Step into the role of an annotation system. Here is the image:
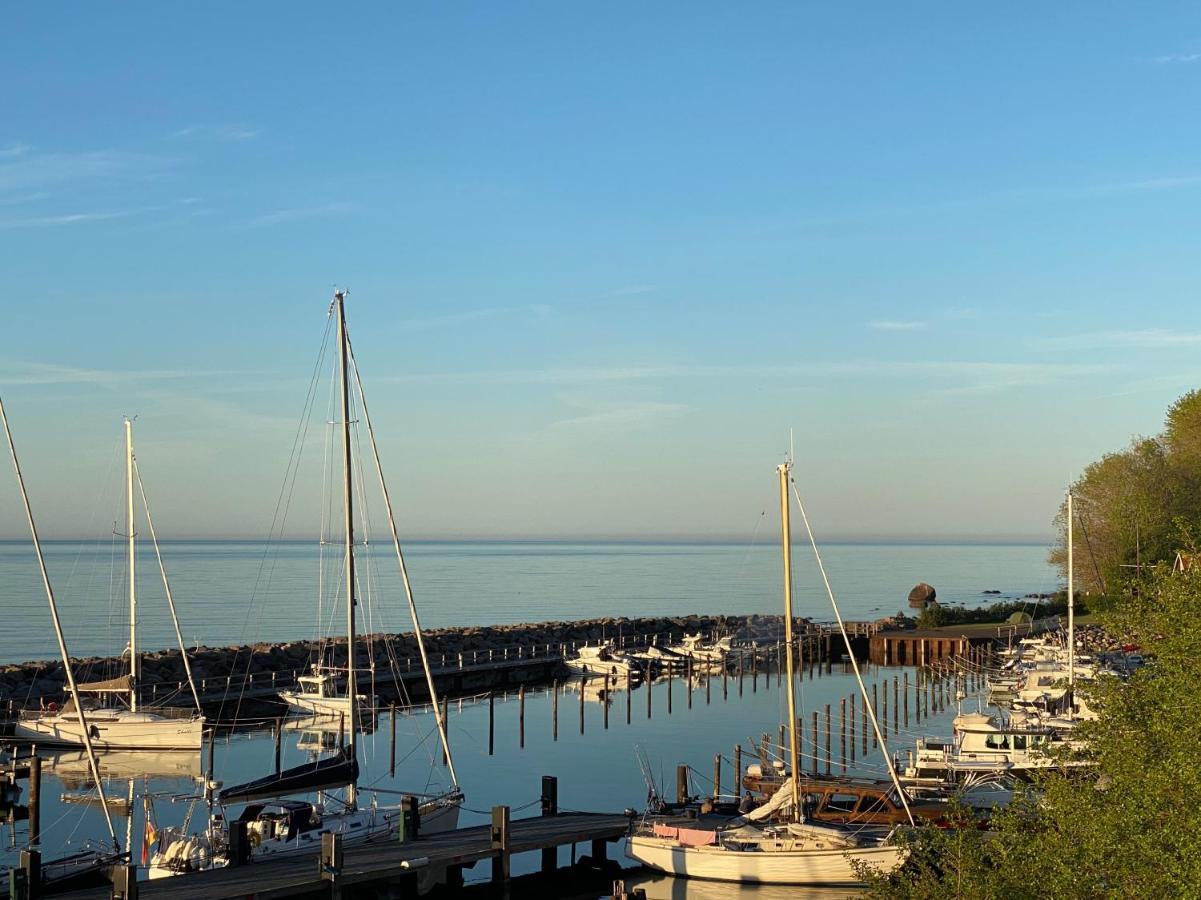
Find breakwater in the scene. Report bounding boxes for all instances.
[1,614,873,712]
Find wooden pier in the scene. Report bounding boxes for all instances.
[867,614,1061,666]
[52,810,631,899]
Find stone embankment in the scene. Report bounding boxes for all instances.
[0,614,808,705]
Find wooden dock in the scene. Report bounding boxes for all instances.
[52,811,630,899]
[868,615,1062,666]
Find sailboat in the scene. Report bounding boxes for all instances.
[12,418,204,751]
[626,460,908,885]
[149,290,463,877]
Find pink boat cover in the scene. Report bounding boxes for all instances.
[652,823,717,847]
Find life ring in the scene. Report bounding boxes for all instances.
[46,702,58,713]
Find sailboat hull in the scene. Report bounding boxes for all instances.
[625,835,906,886]
[13,710,204,751]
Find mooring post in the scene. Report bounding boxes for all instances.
[904,672,910,726]
[676,764,689,804]
[850,692,856,763]
[540,776,558,874]
[713,753,722,801]
[647,671,652,719]
[398,795,420,843]
[207,730,216,779]
[491,805,511,885]
[110,863,137,900]
[882,684,888,739]
[519,684,526,748]
[28,755,41,849]
[893,677,899,732]
[734,745,742,796]
[228,820,250,867]
[16,849,40,900]
[390,703,398,775]
[687,657,693,709]
[811,711,821,773]
[706,666,711,705]
[552,679,560,740]
[488,692,495,756]
[603,676,610,729]
[872,683,879,747]
[840,697,847,773]
[825,704,832,776]
[751,650,758,693]
[274,718,282,774]
[723,654,728,699]
[778,722,786,755]
[320,831,343,891]
[626,669,632,724]
[579,676,586,734]
[668,662,674,714]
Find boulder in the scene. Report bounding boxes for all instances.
[908,582,937,608]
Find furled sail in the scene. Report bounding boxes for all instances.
[217,749,358,804]
[76,675,133,693]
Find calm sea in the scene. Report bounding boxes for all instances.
[0,540,1058,664]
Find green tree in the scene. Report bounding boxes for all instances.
[861,568,1201,897]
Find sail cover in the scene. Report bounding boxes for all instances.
[76,675,133,693]
[218,750,358,804]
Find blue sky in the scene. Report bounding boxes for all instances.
[2,3,1200,540]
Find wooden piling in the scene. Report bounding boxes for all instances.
[893,677,899,732]
[540,776,558,874]
[840,697,847,773]
[713,754,722,801]
[28,755,40,849]
[904,672,910,727]
[579,676,586,734]
[518,684,526,748]
[668,664,674,714]
[850,693,856,763]
[882,684,888,739]
[676,764,690,804]
[872,683,879,748]
[734,745,742,796]
[811,710,819,775]
[824,704,831,776]
[553,680,559,741]
[490,805,511,885]
[626,669,632,724]
[274,717,282,774]
[738,652,744,697]
[488,693,495,756]
[390,703,398,774]
[603,677,610,729]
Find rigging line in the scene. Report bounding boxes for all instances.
[345,330,459,787]
[132,458,201,712]
[229,312,335,715]
[789,477,914,827]
[1074,511,1107,595]
[0,395,120,852]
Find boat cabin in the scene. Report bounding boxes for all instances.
[296,674,339,698]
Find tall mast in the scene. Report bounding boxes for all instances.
[777,461,802,819]
[126,418,139,712]
[1067,489,1074,701]
[1,396,120,851]
[335,291,358,808]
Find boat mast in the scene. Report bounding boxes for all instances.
[777,461,802,819]
[0,396,120,851]
[1067,488,1074,707]
[126,417,139,712]
[335,290,359,808]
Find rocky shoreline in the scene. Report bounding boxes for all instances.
[0,614,818,705]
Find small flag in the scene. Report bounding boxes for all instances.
[142,799,158,865]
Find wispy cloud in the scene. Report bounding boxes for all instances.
[0,143,31,159]
[240,202,352,228]
[376,360,1111,393]
[0,149,175,195]
[0,209,153,230]
[171,125,260,141]
[1037,329,1201,351]
[1151,52,1201,64]
[868,320,926,331]
[549,401,689,430]
[0,360,256,388]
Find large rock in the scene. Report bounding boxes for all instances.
[908,582,937,608]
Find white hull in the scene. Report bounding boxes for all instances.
[626,834,905,886]
[13,711,204,751]
[279,691,375,717]
[150,794,461,880]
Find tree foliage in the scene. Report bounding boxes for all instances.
[1050,389,1201,593]
[861,568,1201,897]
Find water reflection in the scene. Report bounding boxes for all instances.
[623,869,856,899]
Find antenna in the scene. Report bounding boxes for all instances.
[789,428,795,465]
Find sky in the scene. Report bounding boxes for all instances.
[1,3,1200,542]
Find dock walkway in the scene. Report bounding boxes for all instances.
[56,812,631,899]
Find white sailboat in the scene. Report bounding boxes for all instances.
[13,418,204,751]
[150,290,463,878]
[627,460,908,885]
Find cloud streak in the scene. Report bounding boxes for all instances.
[1152,52,1201,64]
[0,360,260,388]
[239,202,353,228]
[868,320,925,331]
[0,209,154,229]
[0,149,175,195]
[1037,329,1201,351]
[374,359,1112,393]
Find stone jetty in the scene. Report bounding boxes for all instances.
[0,614,811,707]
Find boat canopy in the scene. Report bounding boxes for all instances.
[218,749,358,805]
